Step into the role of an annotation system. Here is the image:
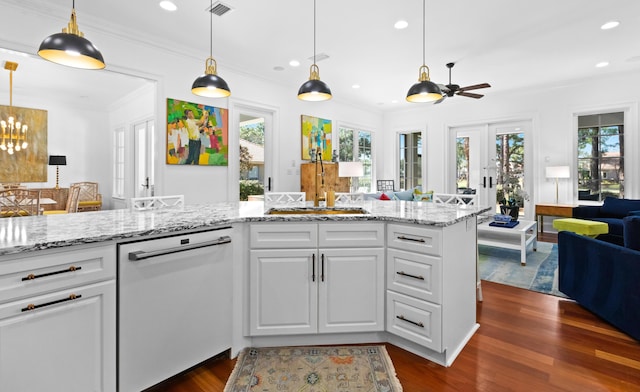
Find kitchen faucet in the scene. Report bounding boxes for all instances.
[314,149,326,207]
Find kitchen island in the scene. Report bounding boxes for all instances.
[0,200,489,391]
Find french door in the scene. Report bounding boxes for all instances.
[451,121,531,218]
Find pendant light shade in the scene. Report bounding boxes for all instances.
[406,0,442,103]
[298,0,332,101]
[192,58,231,98]
[192,0,231,98]
[298,64,332,101]
[38,1,105,70]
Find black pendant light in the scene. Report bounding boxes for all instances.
[38,0,105,70]
[406,0,442,103]
[298,0,332,101]
[192,0,231,98]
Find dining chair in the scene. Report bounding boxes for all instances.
[0,189,41,217]
[71,181,102,211]
[43,185,81,215]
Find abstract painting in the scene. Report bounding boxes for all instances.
[0,105,48,182]
[166,98,228,166]
[301,114,332,161]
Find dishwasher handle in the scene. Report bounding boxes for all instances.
[128,236,232,261]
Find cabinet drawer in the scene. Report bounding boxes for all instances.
[0,245,116,304]
[386,290,442,352]
[387,224,441,256]
[319,223,384,248]
[387,248,441,304]
[250,223,318,249]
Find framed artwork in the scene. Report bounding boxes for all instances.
[0,105,48,182]
[166,98,228,166]
[301,114,332,161]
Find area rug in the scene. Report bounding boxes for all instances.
[224,345,403,392]
[478,241,567,297]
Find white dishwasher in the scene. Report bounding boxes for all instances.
[118,227,232,392]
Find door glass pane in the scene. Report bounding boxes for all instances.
[398,131,421,190]
[239,117,265,201]
[495,132,525,216]
[456,137,469,191]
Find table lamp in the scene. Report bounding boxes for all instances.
[338,161,364,193]
[545,165,570,204]
[48,155,67,189]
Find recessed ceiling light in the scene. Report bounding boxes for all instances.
[391,100,399,104]
[394,20,408,30]
[601,21,620,30]
[596,61,609,68]
[352,84,360,89]
[159,1,177,11]
[289,60,300,67]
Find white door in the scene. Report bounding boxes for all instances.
[249,249,317,335]
[234,104,274,200]
[0,281,116,392]
[451,121,531,217]
[318,248,385,333]
[134,119,155,198]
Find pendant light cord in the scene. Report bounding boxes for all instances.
[422,0,426,66]
[210,0,213,57]
[313,0,317,65]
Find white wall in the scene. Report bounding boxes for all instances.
[383,70,639,207]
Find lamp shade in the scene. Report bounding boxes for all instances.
[338,161,364,177]
[191,73,231,98]
[406,79,443,103]
[48,155,67,166]
[545,166,570,179]
[38,33,105,70]
[298,78,332,101]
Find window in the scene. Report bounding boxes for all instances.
[398,131,422,190]
[113,127,125,198]
[577,112,624,201]
[338,127,373,192]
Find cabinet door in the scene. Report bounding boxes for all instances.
[0,280,116,392]
[318,248,385,333]
[249,249,317,335]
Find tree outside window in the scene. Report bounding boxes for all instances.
[338,127,373,192]
[577,112,624,201]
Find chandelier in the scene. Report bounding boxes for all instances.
[1,61,28,155]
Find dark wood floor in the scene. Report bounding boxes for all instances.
[147,233,640,392]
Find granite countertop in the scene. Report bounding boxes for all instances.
[0,200,490,256]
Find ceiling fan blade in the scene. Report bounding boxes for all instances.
[458,83,491,92]
[457,91,484,99]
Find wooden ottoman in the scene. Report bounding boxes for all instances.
[553,218,609,238]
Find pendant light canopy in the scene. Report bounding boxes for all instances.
[406,0,442,103]
[192,0,231,98]
[38,0,105,70]
[298,0,332,101]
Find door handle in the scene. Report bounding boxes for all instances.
[483,176,487,188]
[312,253,316,282]
[267,177,272,192]
[321,254,325,282]
[489,176,493,188]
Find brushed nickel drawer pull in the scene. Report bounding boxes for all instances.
[21,294,82,312]
[21,265,82,281]
[396,314,424,328]
[397,271,425,280]
[397,235,426,243]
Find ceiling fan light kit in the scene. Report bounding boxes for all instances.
[298,0,332,101]
[192,0,231,98]
[38,0,105,70]
[406,0,443,103]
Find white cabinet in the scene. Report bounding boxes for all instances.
[385,220,478,366]
[249,222,384,336]
[0,245,116,392]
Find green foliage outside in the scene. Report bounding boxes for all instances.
[239,180,264,201]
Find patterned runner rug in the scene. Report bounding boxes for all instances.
[478,241,567,297]
[224,345,403,392]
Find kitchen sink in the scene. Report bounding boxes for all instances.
[265,207,369,215]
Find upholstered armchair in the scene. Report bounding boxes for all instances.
[71,182,102,212]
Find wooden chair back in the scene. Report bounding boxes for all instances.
[0,189,41,217]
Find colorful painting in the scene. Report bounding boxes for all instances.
[166,98,228,166]
[0,105,48,182]
[301,114,332,161]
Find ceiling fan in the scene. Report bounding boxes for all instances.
[439,62,491,100]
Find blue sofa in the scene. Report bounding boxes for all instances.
[558,216,640,341]
[572,197,640,245]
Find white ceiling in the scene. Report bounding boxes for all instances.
[2,0,640,110]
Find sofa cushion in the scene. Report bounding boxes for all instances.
[623,216,640,251]
[393,189,414,201]
[600,197,640,218]
[628,210,640,216]
[413,189,434,202]
[379,192,391,200]
[589,217,624,237]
